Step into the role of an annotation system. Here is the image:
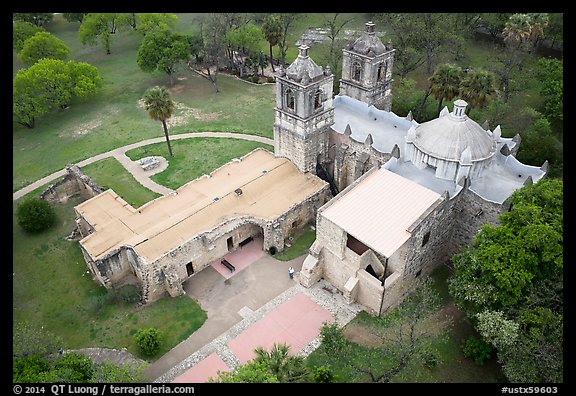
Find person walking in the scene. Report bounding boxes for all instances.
[288,266,295,279]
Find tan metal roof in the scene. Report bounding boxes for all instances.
[77,149,328,262]
[322,167,442,257]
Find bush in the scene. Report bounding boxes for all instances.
[134,328,163,357]
[462,335,494,365]
[16,197,56,233]
[267,76,275,83]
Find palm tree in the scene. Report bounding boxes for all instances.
[459,68,497,113]
[428,63,464,116]
[503,13,533,50]
[253,342,309,382]
[142,86,175,157]
[262,14,283,72]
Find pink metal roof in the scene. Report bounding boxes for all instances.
[322,168,442,257]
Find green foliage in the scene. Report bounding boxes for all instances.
[13,20,44,52]
[209,360,280,383]
[85,289,116,318]
[17,31,71,66]
[134,328,163,357]
[136,29,191,82]
[13,355,52,383]
[311,365,335,383]
[449,178,563,382]
[16,197,57,233]
[134,13,178,36]
[13,353,147,383]
[253,342,310,382]
[79,13,117,54]
[53,352,94,382]
[13,58,103,128]
[462,336,494,365]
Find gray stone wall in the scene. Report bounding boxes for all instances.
[41,164,104,204]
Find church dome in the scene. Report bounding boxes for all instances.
[412,100,497,162]
[346,21,387,56]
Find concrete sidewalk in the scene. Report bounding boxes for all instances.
[13,132,274,201]
[145,252,307,381]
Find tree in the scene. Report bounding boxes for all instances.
[322,13,355,93]
[13,13,53,28]
[17,31,71,66]
[131,13,178,36]
[277,13,300,67]
[195,14,228,93]
[209,360,280,383]
[261,14,283,72]
[13,59,103,128]
[253,342,310,382]
[12,20,44,52]
[79,13,121,55]
[62,13,87,23]
[314,277,446,382]
[226,22,264,77]
[134,327,163,357]
[16,197,57,233]
[428,63,464,116]
[142,86,175,157]
[449,178,563,383]
[137,29,191,86]
[459,68,497,113]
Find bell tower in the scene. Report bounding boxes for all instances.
[339,21,395,111]
[273,45,334,174]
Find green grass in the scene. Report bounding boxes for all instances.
[13,14,276,193]
[13,195,207,360]
[81,157,162,208]
[273,227,316,261]
[125,138,274,190]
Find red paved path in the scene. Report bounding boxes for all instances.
[172,292,334,382]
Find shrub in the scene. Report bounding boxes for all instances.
[462,335,494,365]
[134,328,163,357]
[267,76,275,83]
[16,197,56,233]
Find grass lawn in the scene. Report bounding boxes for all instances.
[12,195,207,360]
[273,226,316,262]
[125,138,274,190]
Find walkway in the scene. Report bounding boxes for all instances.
[13,132,274,201]
[13,131,361,383]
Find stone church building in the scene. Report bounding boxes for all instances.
[273,22,547,315]
[74,21,547,314]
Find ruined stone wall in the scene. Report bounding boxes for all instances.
[41,164,104,204]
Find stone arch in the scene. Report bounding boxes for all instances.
[352,60,362,81]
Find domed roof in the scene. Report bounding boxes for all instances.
[284,45,324,83]
[346,21,387,56]
[412,100,497,162]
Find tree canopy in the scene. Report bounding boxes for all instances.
[136,29,191,85]
[17,31,71,66]
[13,58,103,128]
[449,178,563,382]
